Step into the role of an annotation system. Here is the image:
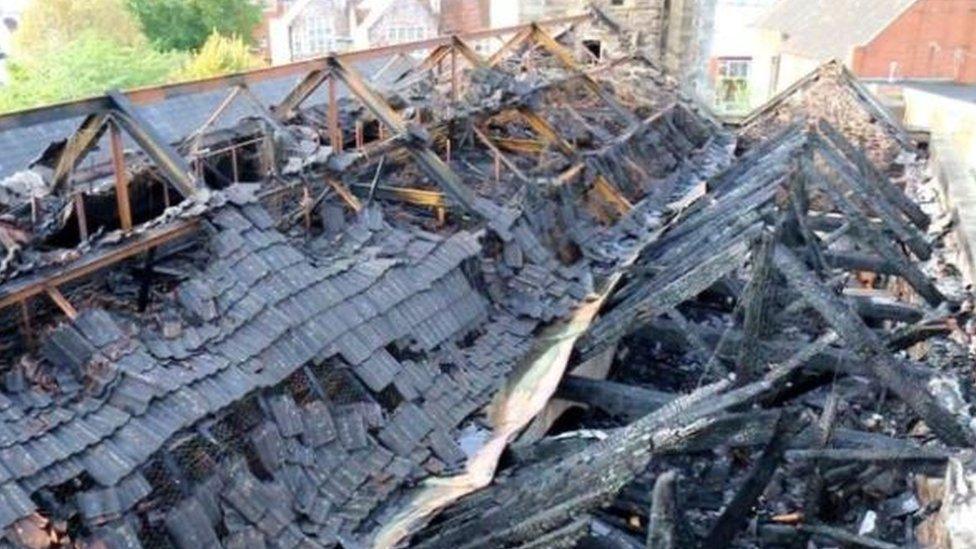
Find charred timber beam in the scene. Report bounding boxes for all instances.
[109,120,133,232]
[823,251,898,275]
[579,227,758,361]
[327,58,480,214]
[0,220,200,312]
[816,119,929,229]
[529,24,638,126]
[646,471,678,549]
[555,376,674,421]
[812,137,931,259]
[805,157,944,306]
[50,112,111,192]
[181,85,243,155]
[107,91,198,197]
[701,409,806,548]
[44,285,78,320]
[451,35,488,70]
[348,183,449,208]
[772,244,974,447]
[517,107,576,156]
[472,126,530,183]
[785,448,953,464]
[736,231,777,383]
[639,318,932,377]
[487,27,533,67]
[592,175,634,216]
[760,523,900,549]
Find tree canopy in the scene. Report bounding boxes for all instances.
[0,0,267,113]
[127,0,263,52]
[14,0,145,59]
[0,32,186,112]
[175,31,264,80]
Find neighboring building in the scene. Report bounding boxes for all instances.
[440,0,490,34]
[266,0,356,64]
[263,0,442,64]
[706,0,777,114]
[756,0,976,99]
[355,0,439,49]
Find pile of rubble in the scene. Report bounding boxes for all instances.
[0,9,973,549]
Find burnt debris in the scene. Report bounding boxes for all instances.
[0,8,972,549]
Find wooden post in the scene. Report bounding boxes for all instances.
[162,179,171,208]
[74,193,89,241]
[445,138,452,164]
[45,286,79,320]
[328,76,342,152]
[451,45,459,101]
[19,300,33,348]
[355,121,364,150]
[302,186,312,233]
[231,147,240,183]
[109,121,133,232]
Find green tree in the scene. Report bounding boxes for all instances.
[15,0,145,59]
[0,32,186,113]
[175,31,264,80]
[127,0,263,52]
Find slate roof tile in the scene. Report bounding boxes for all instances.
[165,496,221,549]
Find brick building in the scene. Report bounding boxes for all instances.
[756,0,976,98]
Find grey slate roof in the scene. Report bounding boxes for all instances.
[755,0,917,61]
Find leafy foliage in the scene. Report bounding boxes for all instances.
[176,31,265,80]
[127,0,263,52]
[14,0,145,58]
[0,33,187,113]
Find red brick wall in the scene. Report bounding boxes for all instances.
[853,0,976,83]
[439,0,490,34]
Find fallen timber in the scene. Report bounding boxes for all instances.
[0,8,972,549]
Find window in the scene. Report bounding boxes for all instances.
[714,57,752,113]
[291,15,334,59]
[386,26,426,45]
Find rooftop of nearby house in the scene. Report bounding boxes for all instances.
[755,0,917,61]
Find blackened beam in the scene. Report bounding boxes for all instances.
[107,91,198,197]
[577,226,759,362]
[815,120,929,229]
[451,35,489,69]
[701,409,806,548]
[639,318,933,379]
[275,68,330,121]
[327,57,480,213]
[0,220,200,311]
[50,112,111,191]
[555,376,674,421]
[516,107,576,156]
[488,27,533,67]
[772,244,974,447]
[646,471,679,549]
[348,183,449,208]
[812,135,931,259]
[823,250,898,275]
[395,44,453,85]
[805,157,944,306]
[529,24,639,126]
[0,15,588,132]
